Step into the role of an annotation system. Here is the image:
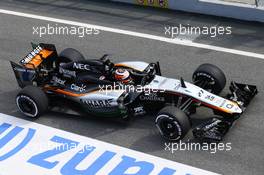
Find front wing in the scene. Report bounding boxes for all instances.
[193,82,258,142]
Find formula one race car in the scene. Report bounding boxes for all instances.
[11,43,258,142]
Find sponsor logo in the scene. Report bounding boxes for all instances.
[198,90,204,97]
[136,0,168,8]
[174,83,181,90]
[134,106,146,115]
[220,100,226,107]
[184,89,191,93]
[226,103,234,109]
[159,0,166,6]
[204,119,221,130]
[205,95,215,101]
[140,93,165,101]
[81,99,114,108]
[21,45,43,64]
[59,67,76,77]
[99,75,105,80]
[70,84,86,93]
[215,98,223,105]
[153,80,159,83]
[148,0,154,4]
[13,67,36,73]
[138,0,144,4]
[0,114,217,175]
[73,63,90,71]
[52,76,66,86]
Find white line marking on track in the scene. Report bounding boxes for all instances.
[0,9,263,60]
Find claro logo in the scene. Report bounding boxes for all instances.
[0,122,185,175]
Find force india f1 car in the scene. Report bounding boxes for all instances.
[11,43,258,142]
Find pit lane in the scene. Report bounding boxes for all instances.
[0,0,263,174]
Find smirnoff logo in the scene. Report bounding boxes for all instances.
[20,46,43,64]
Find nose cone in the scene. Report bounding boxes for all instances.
[233,105,243,114]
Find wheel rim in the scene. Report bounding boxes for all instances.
[16,95,38,117]
[194,74,216,92]
[156,115,181,140]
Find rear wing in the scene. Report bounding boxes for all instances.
[20,43,58,69]
[10,42,58,88]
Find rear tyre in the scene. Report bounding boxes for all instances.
[156,106,190,141]
[56,48,85,67]
[193,63,226,94]
[16,86,48,118]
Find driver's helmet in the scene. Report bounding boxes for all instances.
[114,68,131,84]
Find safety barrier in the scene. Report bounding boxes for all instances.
[112,0,264,22]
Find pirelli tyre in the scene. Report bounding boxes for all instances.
[56,48,85,67]
[193,63,226,95]
[16,86,48,118]
[156,106,191,141]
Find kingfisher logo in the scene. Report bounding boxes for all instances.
[0,113,218,175]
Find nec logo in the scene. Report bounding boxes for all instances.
[73,63,90,71]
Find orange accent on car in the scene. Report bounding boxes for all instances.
[198,100,236,114]
[53,89,85,97]
[114,63,129,68]
[167,92,236,114]
[47,88,100,97]
[114,64,141,71]
[24,49,54,69]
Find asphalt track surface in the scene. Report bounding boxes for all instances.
[0,0,263,174]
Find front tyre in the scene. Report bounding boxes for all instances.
[193,63,226,94]
[156,106,190,141]
[16,86,48,118]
